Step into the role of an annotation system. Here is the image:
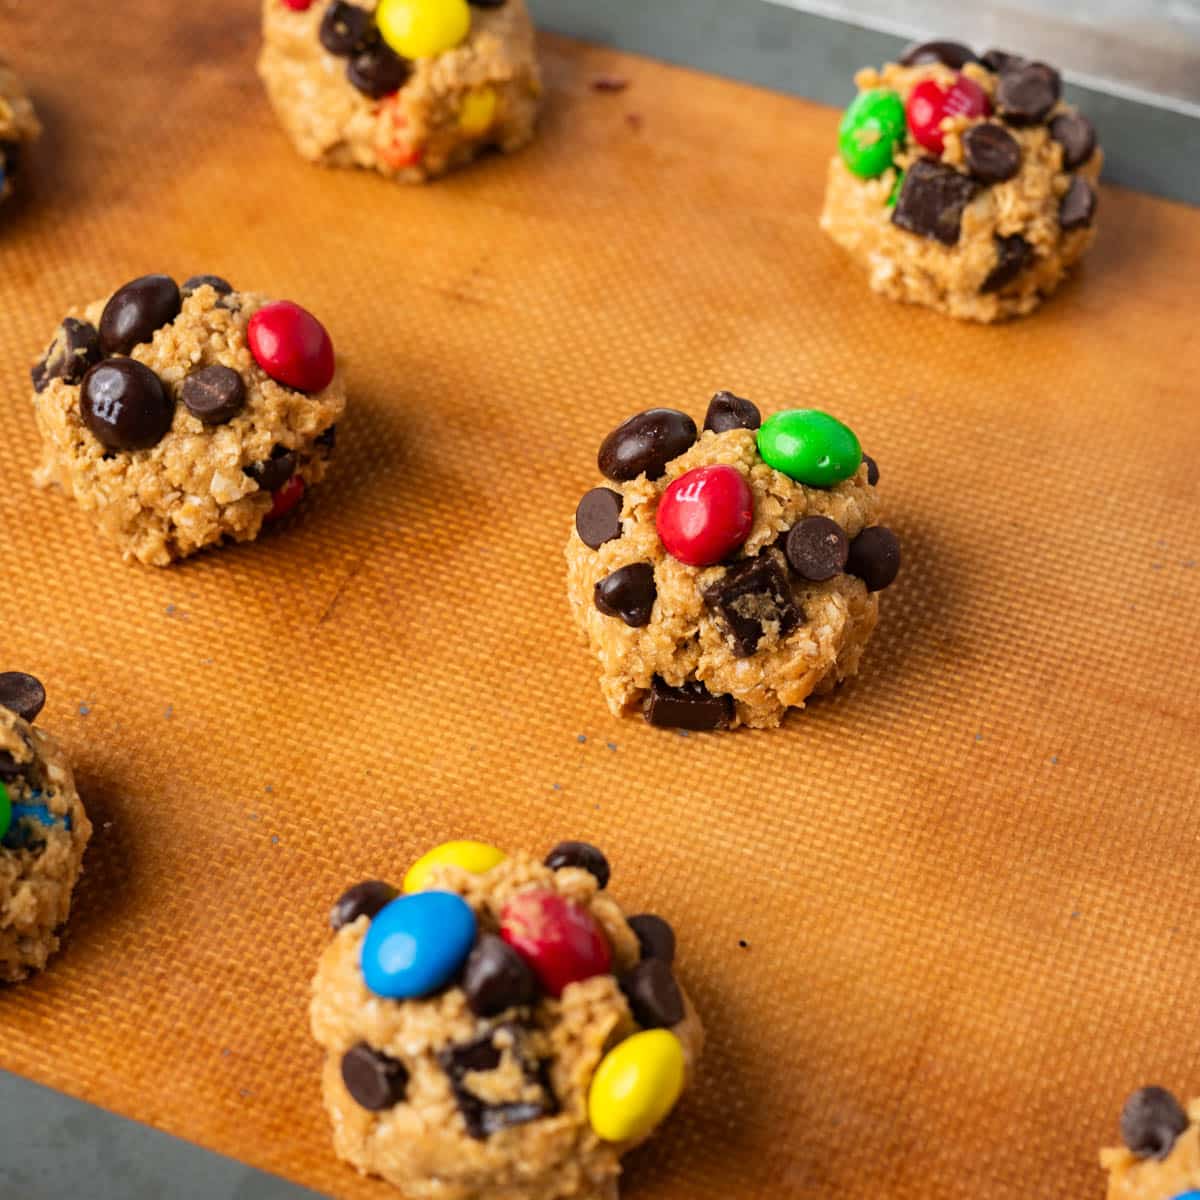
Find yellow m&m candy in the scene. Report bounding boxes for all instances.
[458,86,497,136]
[587,1030,685,1143]
[376,0,471,61]
[403,840,506,893]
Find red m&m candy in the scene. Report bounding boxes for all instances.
[267,475,306,521]
[906,75,991,154]
[280,0,313,9]
[248,301,335,393]
[500,890,612,998]
[655,464,753,567]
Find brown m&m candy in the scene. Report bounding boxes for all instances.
[99,274,182,356]
[598,409,697,482]
[81,359,175,452]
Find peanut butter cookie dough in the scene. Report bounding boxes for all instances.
[258,0,540,183]
[565,394,900,731]
[312,839,703,1200]
[820,40,1101,322]
[0,60,41,207]
[30,274,346,566]
[0,673,91,984]
[1102,1086,1200,1199]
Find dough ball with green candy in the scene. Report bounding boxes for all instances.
[0,673,92,983]
[311,838,703,1199]
[820,39,1102,322]
[565,393,901,731]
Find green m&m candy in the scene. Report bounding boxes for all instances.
[757,410,862,488]
[838,89,906,179]
[0,781,9,842]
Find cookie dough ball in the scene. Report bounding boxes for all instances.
[0,61,41,207]
[1101,1086,1200,1198]
[820,41,1101,322]
[311,839,703,1199]
[565,394,899,731]
[29,274,346,566]
[258,0,541,182]
[0,672,91,984]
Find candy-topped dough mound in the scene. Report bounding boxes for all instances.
[820,40,1102,322]
[0,673,91,984]
[1102,1086,1200,1199]
[30,274,346,566]
[0,61,41,207]
[259,0,540,183]
[311,839,703,1199]
[565,394,901,732]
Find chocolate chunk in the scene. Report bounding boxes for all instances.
[315,425,337,454]
[862,454,879,486]
[81,359,175,452]
[346,34,411,99]
[996,61,1061,126]
[544,841,610,888]
[891,159,980,246]
[846,526,901,592]
[461,934,539,1017]
[784,517,849,582]
[981,48,1022,74]
[1050,112,1097,169]
[963,123,1021,184]
[181,275,233,299]
[0,139,21,181]
[899,41,978,69]
[645,677,732,731]
[619,958,685,1029]
[981,234,1033,293]
[341,1043,409,1111]
[594,563,656,627]
[701,552,801,656]
[99,275,182,356]
[245,446,298,492]
[597,409,697,482]
[31,318,102,393]
[703,391,761,434]
[0,753,28,781]
[329,880,397,931]
[0,673,46,724]
[182,364,246,425]
[1120,1087,1188,1160]
[1059,176,1097,231]
[628,913,675,964]
[575,488,623,550]
[320,1,373,54]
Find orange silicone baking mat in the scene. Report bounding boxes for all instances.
[2,5,1199,1198]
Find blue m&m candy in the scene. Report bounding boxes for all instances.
[1170,1193,1200,1200]
[360,891,476,1000]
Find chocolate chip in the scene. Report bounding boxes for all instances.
[544,841,610,888]
[98,275,182,356]
[0,673,46,724]
[315,425,337,453]
[182,365,246,425]
[341,1043,409,1111]
[645,677,732,731]
[346,34,411,99]
[575,488,623,550]
[619,958,685,1029]
[0,140,21,181]
[461,934,539,1017]
[320,1,373,54]
[996,62,1061,126]
[594,563,656,627]
[81,359,175,452]
[963,123,1021,184]
[1120,1087,1189,1160]
[862,454,879,486]
[701,552,802,656]
[703,391,761,434]
[784,517,849,582]
[980,48,1022,73]
[846,526,901,592]
[329,880,397,932]
[899,41,978,69]
[981,234,1033,293]
[1050,112,1097,169]
[31,318,102,393]
[597,409,698,482]
[0,753,28,781]
[892,159,980,246]
[628,913,675,964]
[245,446,298,492]
[181,275,233,299]
[1060,176,1097,231]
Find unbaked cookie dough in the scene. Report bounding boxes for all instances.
[258,0,540,182]
[565,394,900,731]
[30,273,346,566]
[820,40,1101,321]
[311,839,703,1199]
[1101,1086,1200,1199]
[0,60,41,207]
[0,672,91,984]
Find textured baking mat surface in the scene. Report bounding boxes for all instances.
[2,5,1199,1198]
